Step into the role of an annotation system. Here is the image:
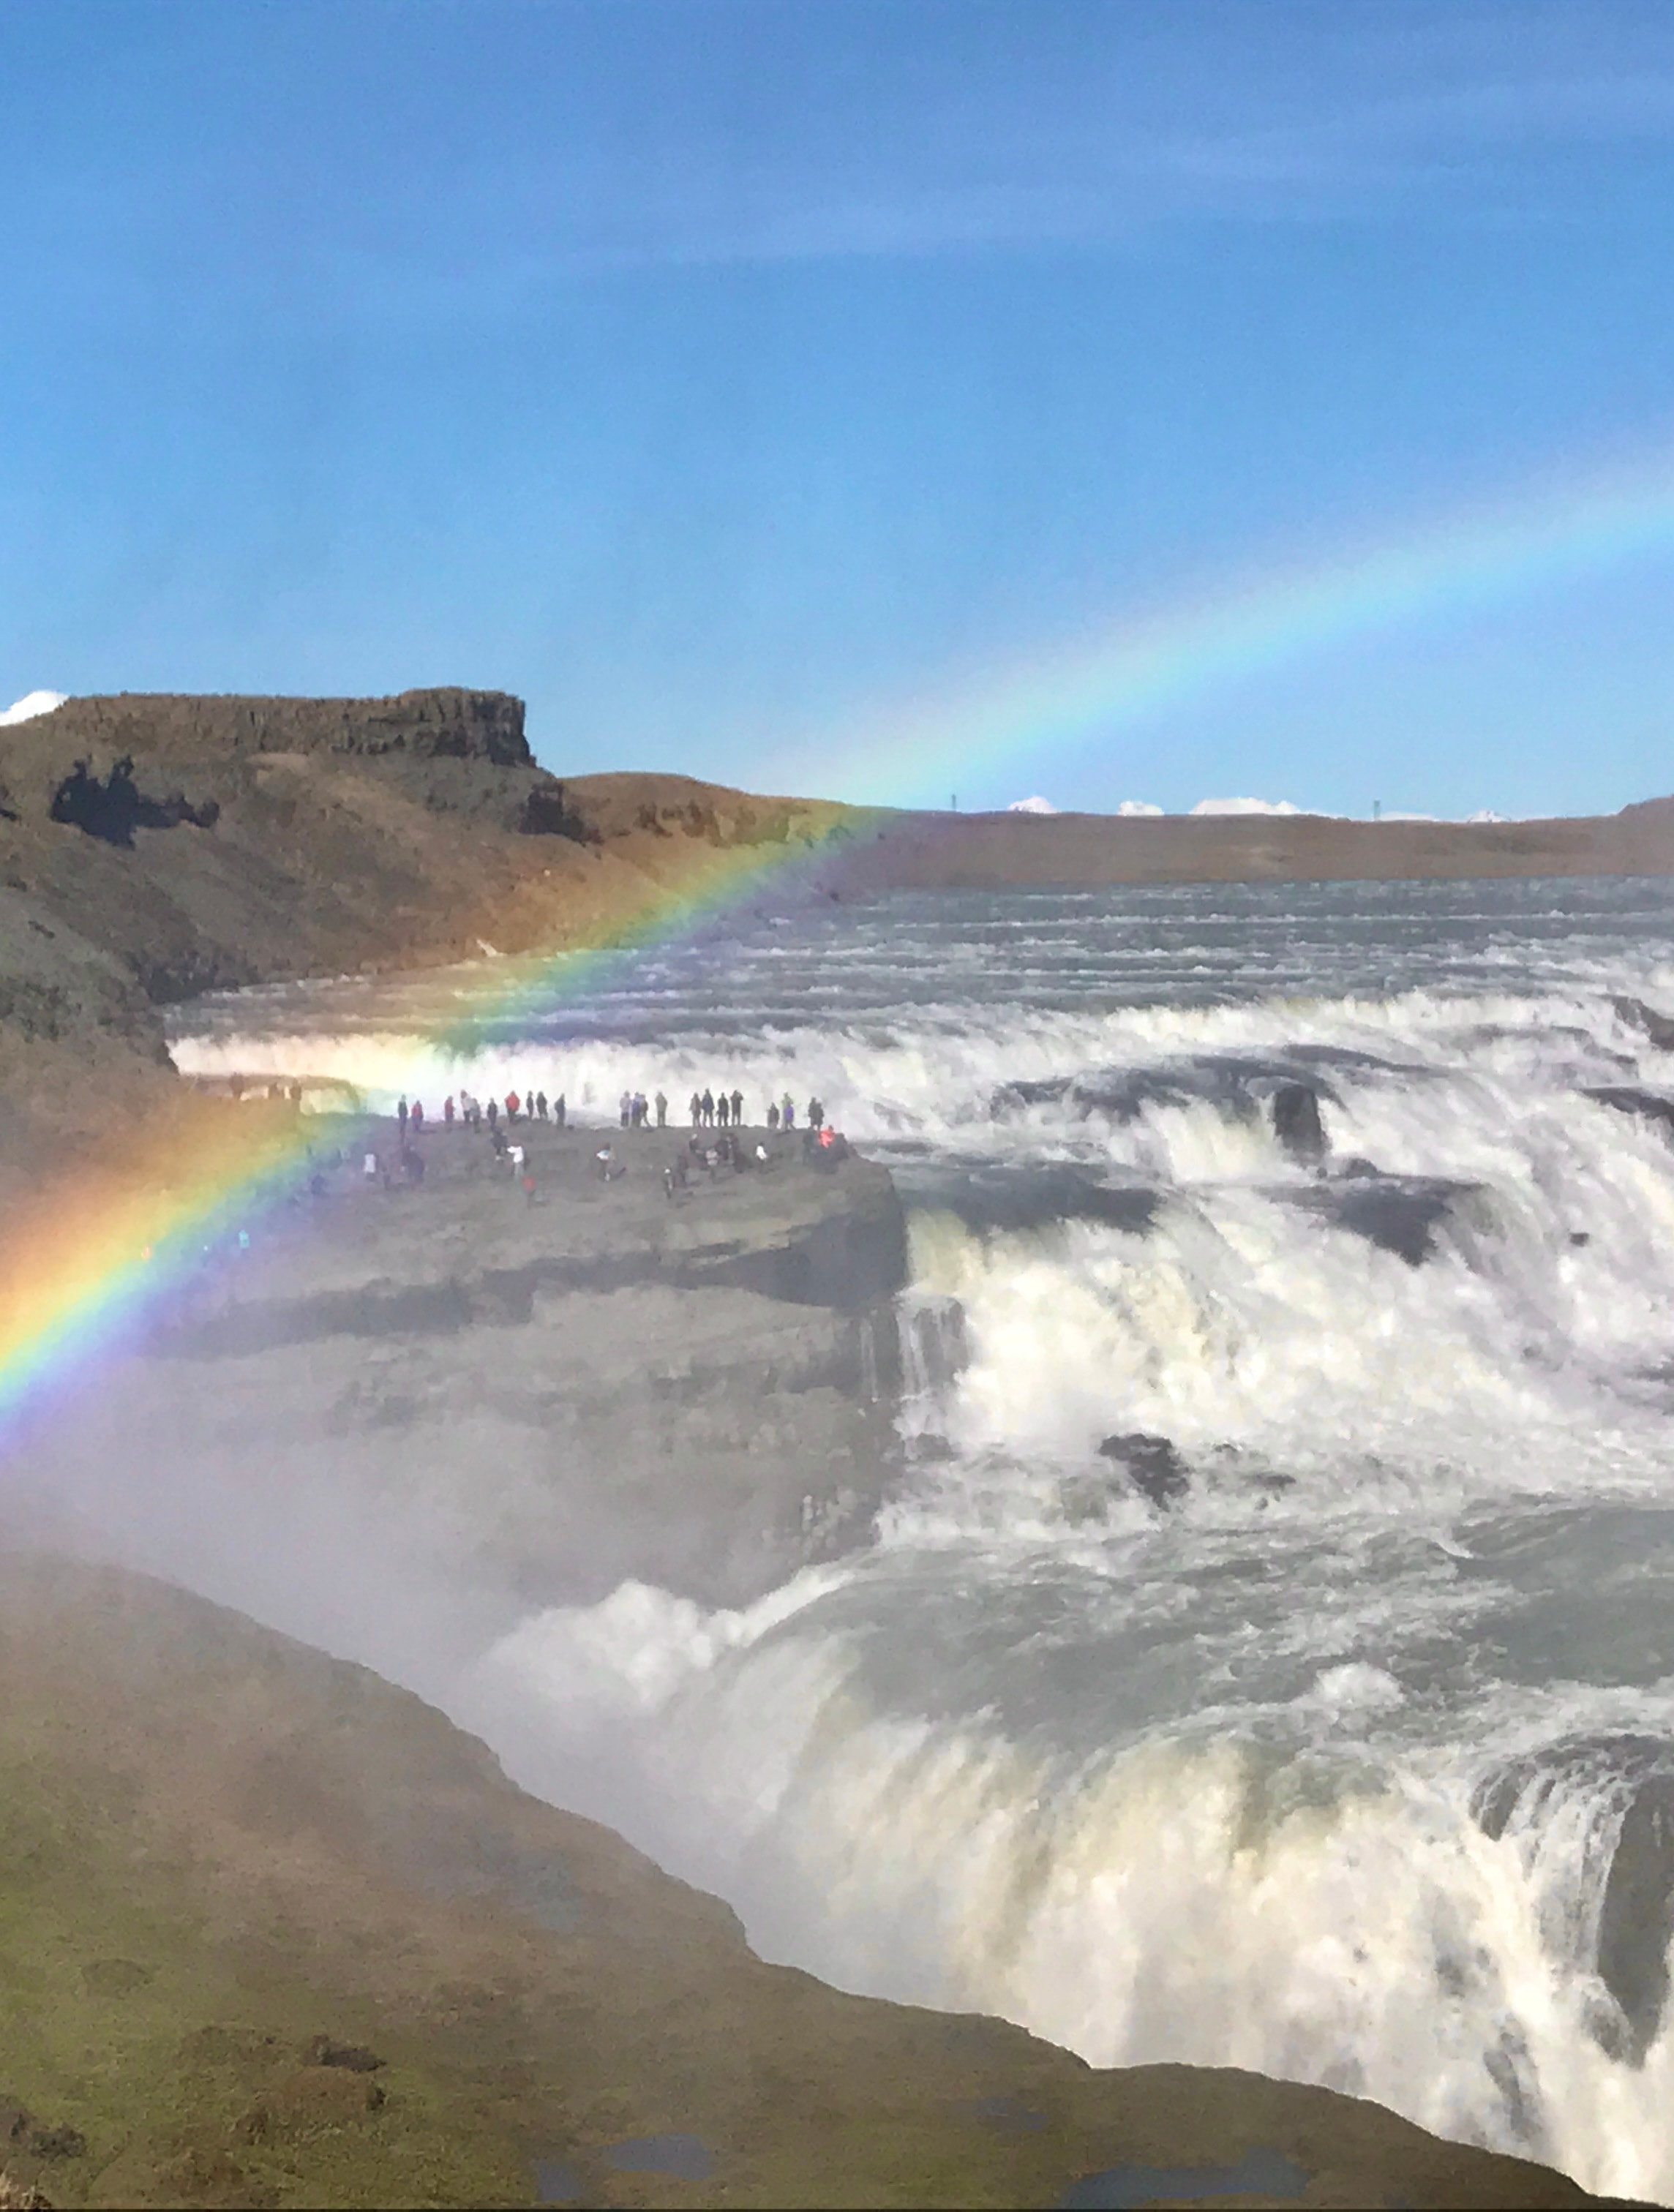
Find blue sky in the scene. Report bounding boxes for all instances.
[5,1,1674,816]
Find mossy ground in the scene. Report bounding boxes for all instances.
[0,1554,1608,2208]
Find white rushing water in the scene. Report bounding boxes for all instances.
[170,876,1674,2200]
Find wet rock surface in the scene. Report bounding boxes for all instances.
[27,1116,911,1609]
[1286,1172,1481,1266]
[1097,1431,1192,1508]
[1474,1733,1674,2067]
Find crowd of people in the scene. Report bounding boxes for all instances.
[384,1083,836,1140]
[361,1080,847,1197]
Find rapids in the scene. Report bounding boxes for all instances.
[170,875,1674,2200]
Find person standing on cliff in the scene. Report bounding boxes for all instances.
[487,1099,498,1132]
[411,1100,424,1133]
[536,1090,548,1121]
[397,1096,409,1138]
[654,1090,667,1127]
[730,1088,744,1127]
[554,1093,566,1128]
[701,1087,715,1127]
[716,1091,730,1129]
[781,1094,795,1129]
[767,1101,780,1132]
[689,1090,702,1129]
[443,1096,455,1129]
[808,1098,823,1132]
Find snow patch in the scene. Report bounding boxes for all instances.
[1007,796,1058,815]
[1115,799,1163,817]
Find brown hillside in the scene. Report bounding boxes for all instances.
[0,1551,1610,2210]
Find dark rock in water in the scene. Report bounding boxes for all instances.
[1611,995,1674,1052]
[1285,1043,1423,1075]
[1335,1156,1381,1180]
[899,1297,969,1393]
[1097,1431,1190,1507]
[1069,1054,1342,1130]
[997,1056,1359,1140]
[907,1163,1157,1237]
[991,1077,1073,1113]
[1288,1176,1473,1266]
[1473,1732,1674,2065]
[1272,1082,1326,1164]
[1599,1772,1674,2065]
[1584,1086,1674,1137]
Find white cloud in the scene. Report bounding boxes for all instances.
[1190,796,1304,816]
[0,690,67,727]
[1376,808,1506,822]
[1115,799,1163,817]
[1007,795,1058,813]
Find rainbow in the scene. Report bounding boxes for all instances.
[773,440,1674,809]
[9,437,1674,1426]
[0,816,869,1437]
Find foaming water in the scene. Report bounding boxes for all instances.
[173,874,1674,2197]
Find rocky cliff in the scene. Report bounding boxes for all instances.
[25,1119,912,1609]
[0,691,843,1182]
[0,691,1664,2208]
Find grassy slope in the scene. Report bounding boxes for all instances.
[0,1554,1605,2211]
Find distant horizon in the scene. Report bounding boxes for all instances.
[7,683,1664,828]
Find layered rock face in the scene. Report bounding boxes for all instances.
[26,1120,912,1609]
[21,685,533,767]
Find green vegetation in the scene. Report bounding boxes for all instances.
[0,1554,1602,2208]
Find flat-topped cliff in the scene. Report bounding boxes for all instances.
[15,685,534,769]
[0,691,840,1178]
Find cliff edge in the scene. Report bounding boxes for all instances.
[0,690,844,1178]
[0,1552,1617,2210]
